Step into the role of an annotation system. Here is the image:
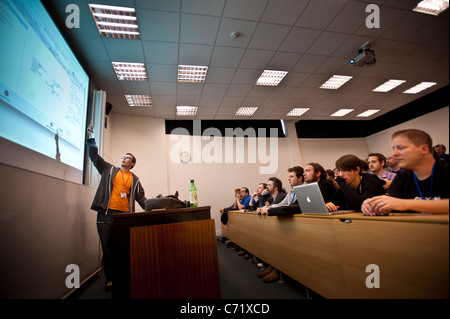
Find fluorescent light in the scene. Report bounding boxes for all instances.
[256,70,288,86]
[413,0,449,15]
[320,75,353,89]
[177,106,198,116]
[357,109,380,117]
[89,4,140,39]
[403,82,437,94]
[178,65,208,83]
[112,62,147,81]
[331,109,354,117]
[89,4,136,12]
[372,79,406,92]
[125,95,152,107]
[235,107,258,116]
[286,108,310,117]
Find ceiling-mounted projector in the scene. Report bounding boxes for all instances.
[350,41,376,67]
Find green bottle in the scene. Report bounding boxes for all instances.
[189,179,198,207]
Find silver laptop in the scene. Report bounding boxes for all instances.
[293,182,354,216]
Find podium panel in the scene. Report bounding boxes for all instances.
[112,206,218,298]
[130,219,220,299]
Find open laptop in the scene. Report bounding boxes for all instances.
[293,182,355,216]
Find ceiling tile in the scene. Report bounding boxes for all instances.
[215,18,258,48]
[210,46,246,67]
[138,10,180,42]
[181,0,225,16]
[143,41,179,64]
[180,14,221,45]
[248,23,292,50]
[223,0,269,21]
[179,43,214,65]
[279,27,322,53]
[261,0,308,25]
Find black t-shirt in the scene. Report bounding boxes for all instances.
[318,178,337,203]
[330,173,385,211]
[387,160,449,199]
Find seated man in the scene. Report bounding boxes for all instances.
[248,183,268,210]
[234,187,251,210]
[220,188,241,214]
[386,154,402,174]
[433,144,450,162]
[367,153,397,189]
[220,187,251,225]
[362,129,449,215]
[303,163,336,203]
[325,154,385,212]
[256,176,287,214]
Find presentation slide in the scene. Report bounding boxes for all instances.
[0,0,89,173]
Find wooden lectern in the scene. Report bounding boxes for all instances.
[111,206,220,299]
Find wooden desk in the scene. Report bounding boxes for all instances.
[221,211,449,299]
[112,206,220,299]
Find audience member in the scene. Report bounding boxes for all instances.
[367,153,397,189]
[235,187,251,210]
[433,144,450,162]
[249,183,268,210]
[257,166,304,215]
[258,177,286,209]
[254,168,303,283]
[325,154,385,212]
[326,169,339,189]
[386,154,402,174]
[220,187,251,225]
[303,163,336,202]
[362,129,449,215]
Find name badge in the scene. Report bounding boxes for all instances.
[120,191,127,198]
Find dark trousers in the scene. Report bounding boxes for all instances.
[96,209,126,282]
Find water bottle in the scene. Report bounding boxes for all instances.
[189,179,198,207]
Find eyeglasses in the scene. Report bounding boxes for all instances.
[121,155,133,160]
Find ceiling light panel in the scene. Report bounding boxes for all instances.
[413,0,449,16]
[357,109,380,117]
[320,75,353,89]
[125,95,152,107]
[256,70,288,86]
[89,4,140,39]
[372,79,406,92]
[112,62,147,81]
[176,106,198,116]
[235,107,258,116]
[178,65,208,83]
[331,109,354,117]
[403,82,437,94]
[286,108,310,117]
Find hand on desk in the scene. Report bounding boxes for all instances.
[256,206,269,215]
[361,195,399,215]
[325,202,339,212]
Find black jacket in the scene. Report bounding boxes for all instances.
[87,138,146,213]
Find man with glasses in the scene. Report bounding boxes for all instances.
[86,124,147,291]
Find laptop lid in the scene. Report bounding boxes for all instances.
[293,183,328,215]
[293,183,355,215]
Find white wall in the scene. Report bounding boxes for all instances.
[298,138,369,170]
[365,106,449,155]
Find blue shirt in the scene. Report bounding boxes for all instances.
[240,195,251,209]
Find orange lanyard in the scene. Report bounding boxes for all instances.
[120,169,131,191]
